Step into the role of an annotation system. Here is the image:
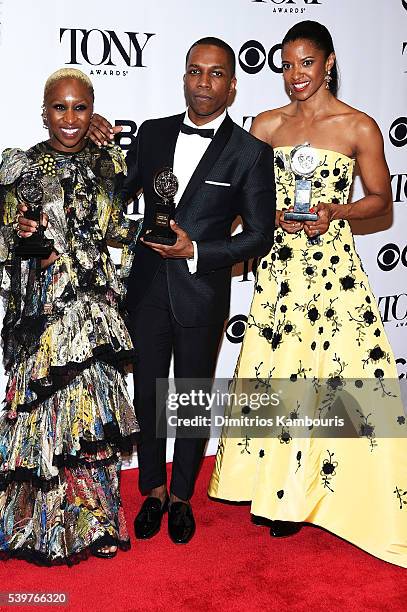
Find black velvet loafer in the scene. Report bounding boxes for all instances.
[168,501,196,544]
[134,495,169,539]
[270,520,302,538]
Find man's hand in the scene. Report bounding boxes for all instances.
[141,221,194,259]
[87,113,123,147]
[303,203,332,238]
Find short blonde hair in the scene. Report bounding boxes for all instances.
[44,68,94,100]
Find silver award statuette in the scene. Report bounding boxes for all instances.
[143,167,179,246]
[14,169,54,259]
[283,143,319,223]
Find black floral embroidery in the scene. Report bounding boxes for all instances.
[252,362,275,391]
[329,255,340,272]
[339,275,356,291]
[295,450,302,473]
[237,436,251,454]
[275,155,285,170]
[300,250,318,289]
[362,345,391,369]
[271,332,283,350]
[394,486,407,510]
[397,416,406,425]
[259,449,265,458]
[290,360,312,381]
[370,346,385,360]
[278,245,293,262]
[307,307,320,323]
[319,354,347,416]
[335,177,349,191]
[356,410,377,451]
[371,369,397,398]
[324,297,342,336]
[262,327,273,341]
[279,281,290,297]
[348,303,377,346]
[321,450,338,492]
[278,428,292,444]
[277,490,284,499]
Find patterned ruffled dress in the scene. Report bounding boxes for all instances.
[209,147,407,567]
[0,142,140,565]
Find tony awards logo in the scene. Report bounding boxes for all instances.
[143,168,178,245]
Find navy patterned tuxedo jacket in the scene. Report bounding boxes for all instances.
[122,112,276,327]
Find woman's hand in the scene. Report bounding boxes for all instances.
[86,114,122,147]
[303,203,332,238]
[17,203,48,238]
[279,208,304,234]
[41,250,59,269]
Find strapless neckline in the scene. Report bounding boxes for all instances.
[274,145,355,164]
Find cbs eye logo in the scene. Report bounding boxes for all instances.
[238,41,282,74]
[225,314,247,343]
[377,243,407,271]
[389,118,407,147]
[396,357,406,379]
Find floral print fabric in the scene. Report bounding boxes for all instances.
[209,147,407,568]
[0,142,140,565]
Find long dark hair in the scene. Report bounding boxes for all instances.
[282,20,339,96]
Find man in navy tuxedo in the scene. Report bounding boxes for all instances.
[89,37,276,544]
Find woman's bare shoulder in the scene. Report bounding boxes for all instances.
[251,104,294,142]
[334,100,379,131]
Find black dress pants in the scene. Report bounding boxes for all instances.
[128,266,224,500]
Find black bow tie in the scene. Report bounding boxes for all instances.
[180,123,214,139]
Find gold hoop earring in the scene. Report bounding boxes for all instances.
[325,70,332,90]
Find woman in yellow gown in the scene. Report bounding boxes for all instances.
[209,20,407,567]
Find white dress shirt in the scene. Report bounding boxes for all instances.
[173,110,227,273]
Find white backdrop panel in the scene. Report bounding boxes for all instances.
[0,0,405,466]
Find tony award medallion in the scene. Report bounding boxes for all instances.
[14,169,54,259]
[283,143,319,223]
[143,168,179,246]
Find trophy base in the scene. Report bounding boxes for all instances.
[284,211,318,222]
[15,239,54,260]
[143,232,177,246]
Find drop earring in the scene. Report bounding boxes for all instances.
[288,88,292,97]
[42,104,49,129]
[325,70,332,89]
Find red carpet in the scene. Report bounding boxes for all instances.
[1,457,406,612]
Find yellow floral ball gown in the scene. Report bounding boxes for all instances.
[209,147,407,568]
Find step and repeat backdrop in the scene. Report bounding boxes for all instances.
[0,0,405,463]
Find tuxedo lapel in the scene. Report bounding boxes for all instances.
[176,114,234,212]
[154,113,184,172]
